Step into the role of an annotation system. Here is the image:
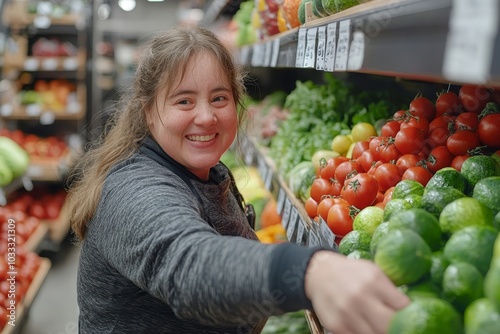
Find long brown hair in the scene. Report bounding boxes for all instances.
[66,25,248,241]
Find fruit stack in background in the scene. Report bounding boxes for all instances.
[232,0,373,45]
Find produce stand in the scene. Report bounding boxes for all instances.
[0,258,51,334]
[23,222,49,253]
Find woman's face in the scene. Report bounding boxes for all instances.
[147,52,238,180]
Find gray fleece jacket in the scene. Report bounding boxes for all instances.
[77,137,318,333]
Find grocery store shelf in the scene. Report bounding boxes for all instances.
[0,257,51,334]
[200,0,242,26]
[241,136,334,334]
[239,0,500,86]
[23,222,49,253]
[0,175,33,206]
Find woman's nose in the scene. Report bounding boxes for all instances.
[195,104,217,125]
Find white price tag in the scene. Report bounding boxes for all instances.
[24,58,39,71]
[335,19,351,71]
[257,156,267,180]
[286,209,298,242]
[277,187,286,215]
[264,41,273,67]
[316,26,326,70]
[282,197,292,230]
[1,104,13,116]
[295,28,307,67]
[240,46,251,65]
[308,230,320,247]
[27,165,43,178]
[318,217,336,248]
[348,31,365,71]
[324,22,338,72]
[296,218,306,245]
[264,168,273,191]
[25,104,42,116]
[271,38,280,67]
[41,57,59,70]
[40,111,55,125]
[251,44,260,67]
[443,0,499,84]
[303,27,318,68]
[63,57,79,70]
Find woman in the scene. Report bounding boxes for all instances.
[66,25,409,334]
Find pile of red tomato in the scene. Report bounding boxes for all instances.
[304,84,500,240]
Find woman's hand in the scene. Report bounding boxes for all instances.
[305,250,410,334]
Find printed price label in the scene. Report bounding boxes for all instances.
[295,28,307,67]
[276,187,286,215]
[318,217,336,248]
[240,46,251,65]
[282,197,292,230]
[308,229,320,247]
[24,58,39,71]
[1,104,13,117]
[335,19,351,71]
[443,0,498,84]
[296,219,306,245]
[286,208,299,242]
[63,57,79,70]
[27,165,43,178]
[257,156,267,180]
[348,31,365,71]
[264,167,273,191]
[41,58,58,71]
[303,27,318,68]
[271,38,280,67]
[40,111,55,125]
[264,41,273,67]
[316,26,326,70]
[324,22,338,72]
[26,104,42,116]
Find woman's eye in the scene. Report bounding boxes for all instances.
[178,99,189,105]
[213,96,227,103]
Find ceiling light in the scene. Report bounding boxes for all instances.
[118,0,136,12]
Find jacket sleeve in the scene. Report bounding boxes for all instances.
[93,162,319,326]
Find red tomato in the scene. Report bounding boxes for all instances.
[454,112,479,131]
[326,204,355,237]
[383,186,396,206]
[436,91,461,116]
[310,178,333,203]
[320,156,349,180]
[305,197,318,219]
[374,162,402,192]
[429,115,455,132]
[317,197,336,221]
[401,166,433,186]
[356,150,375,173]
[335,160,364,186]
[428,127,451,147]
[396,154,423,172]
[369,136,385,161]
[381,120,401,138]
[392,109,407,122]
[451,154,470,172]
[409,96,436,122]
[340,173,379,210]
[446,130,481,156]
[426,146,454,173]
[400,116,430,137]
[379,141,402,163]
[329,179,343,197]
[351,140,370,160]
[395,126,425,155]
[478,113,500,147]
[459,85,492,113]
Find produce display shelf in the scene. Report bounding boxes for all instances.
[26,159,64,182]
[3,56,85,73]
[241,136,335,334]
[23,222,49,253]
[239,0,500,86]
[0,257,51,334]
[41,204,70,247]
[2,1,82,28]
[0,175,33,206]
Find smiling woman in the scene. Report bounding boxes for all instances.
[64,25,409,334]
